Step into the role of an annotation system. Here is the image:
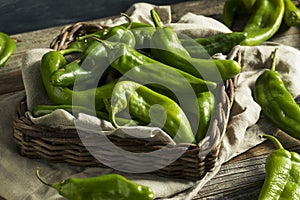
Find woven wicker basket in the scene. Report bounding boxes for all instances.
[13,22,235,180]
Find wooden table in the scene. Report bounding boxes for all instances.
[1,0,300,199]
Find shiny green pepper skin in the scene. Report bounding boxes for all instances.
[259,134,300,199]
[101,40,216,94]
[0,32,16,67]
[149,9,241,82]
[284,0,300,26]
[254,48,300,141]
[241,0,285,46]
[40,50,116,110]
[107,80,196,144]
[36,169,154,200]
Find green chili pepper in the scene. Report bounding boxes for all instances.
[258,134,300,199]
[222,0,253,28]
[149,9,241,82]
[0,32,16,67]
[36,168,154,200]
[284,0,300,26]
[240,0,285,46]
[193,92,215,142]
[40,49,116,110]
[107,80,196,144]
[180,32,247,58]
[50,59,94,87]
[99,39,216,94]
[254,48,300,141]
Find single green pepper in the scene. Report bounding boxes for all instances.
[180,32,247,58]
[40,49,116,110]
[0,32,16,67]
[36,168,154,200]
[258,134,300,199]
[284,0,300,26]
[100,39,216,94]
[107,80,196,144]
[254,48,300,141]
[240,0,285,46]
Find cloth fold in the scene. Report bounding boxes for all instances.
[1,2,300,200]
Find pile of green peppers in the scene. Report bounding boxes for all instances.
[36,10,243,146]
[0,32,16,67]
[223,0,300,45]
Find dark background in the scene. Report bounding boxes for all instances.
[1,0,187,35]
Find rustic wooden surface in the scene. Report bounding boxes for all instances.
[1,0,300,199]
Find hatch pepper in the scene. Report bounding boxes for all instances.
[107,80,196,144]
[254,48,300,141]
[258,134,300,199]
[0,32,16,67]
[241,0,285,46]
[149,9,241,82]
[36,168,154,200]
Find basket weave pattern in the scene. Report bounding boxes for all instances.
[14,22,235,180]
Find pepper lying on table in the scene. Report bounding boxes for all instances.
[259,134,300,199]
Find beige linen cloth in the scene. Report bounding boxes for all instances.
[1,2,300,200]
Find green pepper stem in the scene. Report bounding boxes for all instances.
[271,48,279,71]
[150,9,163,28]
[59,48,83,55]
[120,13,133,29]
[36,167,53,187]
[261,134,284,150]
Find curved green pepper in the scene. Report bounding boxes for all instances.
[100,39,216,94]
[40,50,116,110]
[107,80,196,144]
[259,134,300,199]
[254,48,300,140]
[36,168,154,200]
[0,32,16,67]
[241,0,285,46]
[194,91,215,142]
